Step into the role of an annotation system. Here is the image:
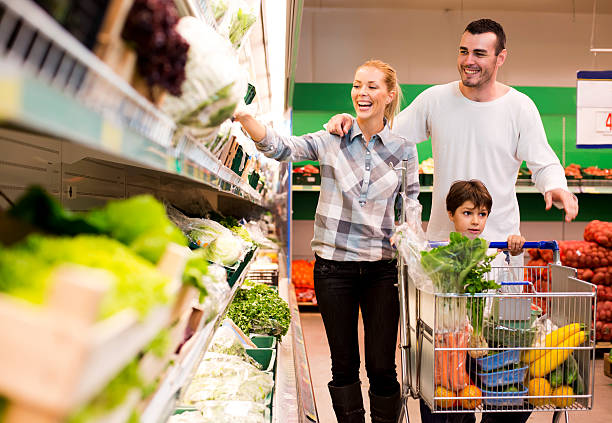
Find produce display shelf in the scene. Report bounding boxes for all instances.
[0,0,262,207]
[596,341,612,350]
[292,184,610,194]
[297,302,317,307]
[140,249,258,423]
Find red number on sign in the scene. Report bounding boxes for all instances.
[607,113,612,132]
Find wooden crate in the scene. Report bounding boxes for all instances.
[94,0,137,82]
[0,243,190,422]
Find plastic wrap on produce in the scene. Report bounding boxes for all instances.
[200,264,231,323]
[391,198,433,293]
[184,353,273,404]
[168,401,267,423]
[216,0,258,49]
[160,16,247,142]
[209,326,262,369]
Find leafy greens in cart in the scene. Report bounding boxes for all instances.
[420,232,491,294]
[420,232,498,355]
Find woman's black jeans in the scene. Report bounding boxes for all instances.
[313,254,400,396]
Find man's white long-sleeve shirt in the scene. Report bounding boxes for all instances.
[394,81,568,243]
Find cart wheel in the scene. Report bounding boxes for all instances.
[552,411,569,423]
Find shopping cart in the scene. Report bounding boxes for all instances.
[395,164,598,423]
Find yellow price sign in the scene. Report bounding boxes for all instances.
[100,121,122,152]
[0,79,22,120]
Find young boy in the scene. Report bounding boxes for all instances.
[446,180,525,255]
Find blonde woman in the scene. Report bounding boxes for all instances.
[234,60,419,423]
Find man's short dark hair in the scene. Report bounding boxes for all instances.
[446,180,493,215]
[465,18,506,55]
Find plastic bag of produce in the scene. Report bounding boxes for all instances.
[209,326,262,369]
[204,232,250,268]
[200,264,231,323]
[216,0,258,49]
[188,218,232,248]
[185,353,273,404]
[198,401,267,423]
[391,198,433,293]
[161,16,247,142]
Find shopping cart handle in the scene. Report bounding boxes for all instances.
[428,240,559,250]
[489,240,559,251]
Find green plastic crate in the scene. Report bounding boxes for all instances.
[246,348,276,373]
[250,334,277,349]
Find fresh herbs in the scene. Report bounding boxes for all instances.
[227,281,290,340]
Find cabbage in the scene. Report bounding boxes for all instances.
[161,16,246,142]
[204,232,248,267]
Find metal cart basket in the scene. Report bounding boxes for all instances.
[395,165,597,423]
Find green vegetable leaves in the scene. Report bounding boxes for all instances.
[227,282,290,340]
[420,232,490,294]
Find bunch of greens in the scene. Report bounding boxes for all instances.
[219,215,253,244]
[420,232,497,335]
[0,235,170,319]
[8,187,187,264]
[464,254,499,357]
[86,195,187,263]
[227,282,290,339]
[420,232,490,294]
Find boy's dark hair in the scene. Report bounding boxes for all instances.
[446,180,493,215]
[465,18,506,55]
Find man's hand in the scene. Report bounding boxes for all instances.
[326,113,353,136]
[544,188,579,222]
[507,235,526,256]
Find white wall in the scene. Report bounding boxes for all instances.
[296,7,612,86]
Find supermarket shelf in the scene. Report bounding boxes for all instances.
[297,302,318,307]
[141,250,257,423]
[0,0,262,207]
[596,341,612,350]
[292,183,611,195]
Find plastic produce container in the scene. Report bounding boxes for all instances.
[481,385,528,407]
[475,350,521,372]
[476,365,529,387]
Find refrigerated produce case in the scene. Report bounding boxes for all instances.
[0,0,317,421]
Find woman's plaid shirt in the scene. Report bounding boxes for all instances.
[256,120,419,261]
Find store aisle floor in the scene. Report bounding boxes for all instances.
[300,311,612,423]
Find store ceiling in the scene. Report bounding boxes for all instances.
[303,0,612,15]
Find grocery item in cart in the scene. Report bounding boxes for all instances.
[434,329,470,391]
[476,364,528,388]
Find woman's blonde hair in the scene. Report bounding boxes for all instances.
[357,59,403,128]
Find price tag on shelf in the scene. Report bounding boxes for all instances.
[577,70,612,148]
[596,111,612,134]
